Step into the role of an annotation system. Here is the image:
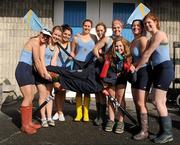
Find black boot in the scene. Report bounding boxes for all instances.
[133,113,149,140]
[153,116,173,144]
[100,104,107,126]
[94,103,101,126]
[149,117,163,140]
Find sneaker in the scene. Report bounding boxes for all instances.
[114,121,124,134]
[41,119,48,128]
[48,119,55,127]
[52,112,65,121]
[59,113,65,121]
[105,120,115,132]
[52,112,59,120]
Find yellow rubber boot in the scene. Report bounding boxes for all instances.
[74,96,82,121]
[83,96,90,122]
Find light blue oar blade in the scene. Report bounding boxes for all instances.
[127,3,150,24]
[24,9,43,31]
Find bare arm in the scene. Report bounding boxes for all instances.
[139,36,148,55]
[70,36,78,58]
[136,31,165,71]
[32,41,44,77]
[39,44,48,74]
[92,37,107,60]
[32,41,51,80]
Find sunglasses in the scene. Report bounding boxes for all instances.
[42,34,50,39]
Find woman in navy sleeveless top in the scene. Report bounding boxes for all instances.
[134,13,174,144]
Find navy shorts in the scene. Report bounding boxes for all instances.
[15,62,35,87]
[152,61,174,91]
[33,70,51,85]
[131,65,152,92]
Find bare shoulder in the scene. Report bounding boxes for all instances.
[139,36,148,41]
[24,38,35,51]
[155,30,167,38]
[155,31,168,42]
[139,36,148,44]
[30,38,40,50]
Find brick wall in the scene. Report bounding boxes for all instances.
[0,0,54,94]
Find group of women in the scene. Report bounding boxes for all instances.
[15,12,174,144]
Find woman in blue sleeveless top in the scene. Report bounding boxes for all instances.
[130,19,152,140]
[71,19,97,122]
[15,29,52,134]
[35,26,62,128]
[51,24,73,122]
[134,13,174,144]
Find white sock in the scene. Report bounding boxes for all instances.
[47,117,52,121]
[41,118,47,121]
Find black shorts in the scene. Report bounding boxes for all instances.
[116,71,132,85]
[33,70,51,85]
[15,62,35,87]
[152,61,174,91]
[131,65,152,92]
[73,60,87,70]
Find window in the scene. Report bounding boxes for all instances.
[113,3,135,27]
[113,3,135,41]
[64,1,86,27]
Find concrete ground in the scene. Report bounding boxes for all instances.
[0,96,180,145]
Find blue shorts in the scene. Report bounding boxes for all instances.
[131,65,152,92]
[15,62,35,87]
[152,61,174,91]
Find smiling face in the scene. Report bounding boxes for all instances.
[61,29,72,43]
[114,40,125,54]
[112,20,123,37]
[52,28,62,43]
[40,33,50,44]
[143,13,160,34]
[82,21,92,34]
[96,25,106,39]
[132,20,143,36]
[144,17,158,33]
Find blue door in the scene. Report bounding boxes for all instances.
[64,1,86,36]
[113,3,135,41]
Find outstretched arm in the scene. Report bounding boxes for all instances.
[93,37,107,62]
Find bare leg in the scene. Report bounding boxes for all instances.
[116,84,126,122]
[37,84,48,120]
